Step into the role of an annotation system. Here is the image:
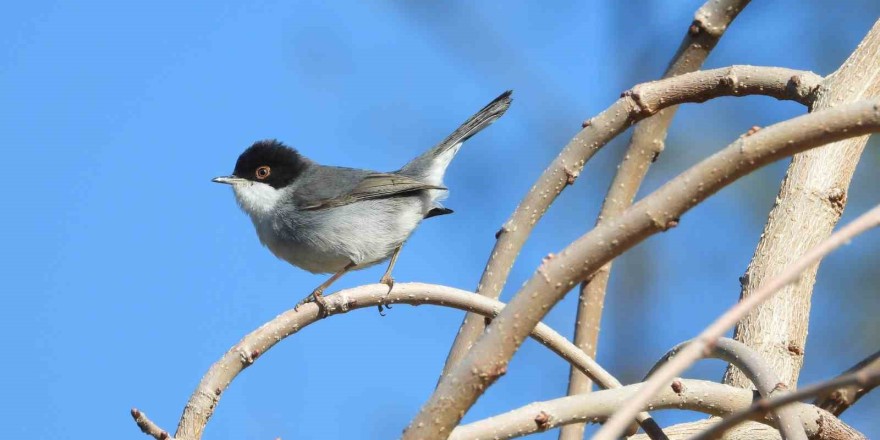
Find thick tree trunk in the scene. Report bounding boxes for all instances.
[724,20,880,390]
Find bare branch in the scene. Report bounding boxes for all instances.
[440,65,821,379]
[593,202,880,440]
[725,18,880,391]
[405,99,880,439]
[630,417,866,440]
[563,3,754,439]
[694,363,880,440]
[131,408,173,440]
[450,379,863,440]
[138,283,638,440]
[452,380,751,440]
[646,338,805,440]
[813,350,880,416]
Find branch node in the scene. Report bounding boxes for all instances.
[480,363,508,384]
[719,73,739,92]
[826,187,847,214]
[563,167,579,185]
[691,12,726,39]
[671,379,684,394]
[788,74,823,104]
[239,347,259,366]
[582,118,593,128]
[534,411,552,431]
[621,89,655,116]
[495,223,511,239]
[745,125,762,137]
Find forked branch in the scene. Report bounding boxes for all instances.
[450,379,864,440]
[813,350,880,416]
[594,202,880,440]
[440,65,820,378]
[693,360,880,440]
[563,0,754,436]
[646,338,805,440]
[406,99,880,439]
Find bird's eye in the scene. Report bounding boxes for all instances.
[256,166,271,179]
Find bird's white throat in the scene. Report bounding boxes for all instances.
[232,181,283,217]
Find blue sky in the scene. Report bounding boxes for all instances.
[2,1,878,438]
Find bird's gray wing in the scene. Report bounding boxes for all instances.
[299,173,446,210]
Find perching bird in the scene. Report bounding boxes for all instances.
[213,91,512,313]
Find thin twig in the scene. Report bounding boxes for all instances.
[645,338,805,440]
[813,350,880,416]
[593,202,880,440]
[692,362,880,440]
[143,283,643,440]
[440,66,821,379]
[131,408,173,440]
[563,3,755,437]
[405,99,880,439]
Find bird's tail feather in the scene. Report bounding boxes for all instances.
[401,91,512,178]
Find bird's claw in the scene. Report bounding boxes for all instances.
[378,275,395,315]
[296,289,328,314]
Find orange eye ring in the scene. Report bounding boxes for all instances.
[255,166,271,179]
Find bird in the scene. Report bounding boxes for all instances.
[213,91,512,313]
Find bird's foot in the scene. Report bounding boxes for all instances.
[377,275,395,316]
[295,288,329,315]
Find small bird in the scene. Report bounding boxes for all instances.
[213,91,512,313]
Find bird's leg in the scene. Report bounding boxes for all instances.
[377,246,402,315]
[296,262,355,314]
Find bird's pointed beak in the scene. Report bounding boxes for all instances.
[212,176,246,185]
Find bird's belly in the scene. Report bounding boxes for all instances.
[254,199,426,274]
[263,237,353,274]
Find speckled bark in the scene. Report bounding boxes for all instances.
[563,2,752,439]
[724,19,880,391]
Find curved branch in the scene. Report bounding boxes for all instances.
[440,65,821,378]
[694,364,880,440]
[813,350,880,416]
[593,202,880,440]
[133,283,641,440]
[406,100,880,439]
[450,379,860,440]
[563,3,755,439]
[646,338,805,440]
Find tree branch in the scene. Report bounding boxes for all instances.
[131,408,173,440]
[440,65,821,379]
[593,202,880,440]
[694,362,880,440]
[405,99,880,439]
[630,417,865,440]
[133,283,642,440]
[645,338,805,440]
[450,379,862,440]
[563,3,754,439]
[813,350,880,416]
[724,18,880,392]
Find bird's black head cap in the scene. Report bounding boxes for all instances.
[233,140,310,189]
